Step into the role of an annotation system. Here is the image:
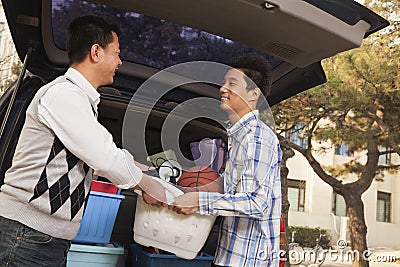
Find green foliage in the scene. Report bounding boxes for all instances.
[324,162,365,180]
[288,226,331,249]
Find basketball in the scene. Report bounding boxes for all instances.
[177,166,223,193]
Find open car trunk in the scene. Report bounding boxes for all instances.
[97,94,226,253]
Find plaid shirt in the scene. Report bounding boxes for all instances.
[199,111,282,267]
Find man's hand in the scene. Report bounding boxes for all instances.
[137,174,167,207]
[134,160,156,172]
[168,192,200,215]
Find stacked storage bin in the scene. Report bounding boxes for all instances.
[67,181,125,267]
[129,243,214,267]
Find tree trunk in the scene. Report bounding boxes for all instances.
[278,136,295,266]
[345,190,369,267]
[281,166,290,266]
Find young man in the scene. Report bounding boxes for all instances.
[0,15,166,266]
[170,55,282,266]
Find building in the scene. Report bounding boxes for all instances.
[0,3,20,90]
[287,140,400,248]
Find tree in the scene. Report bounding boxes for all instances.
[278,135,295,266]
[272,1,399,266]
[0,25,21,94]
[0,57,19,93]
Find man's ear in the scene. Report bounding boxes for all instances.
[249,87,261,102]
[90,44,101,62]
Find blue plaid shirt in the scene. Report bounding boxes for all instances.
[199,111,282,267]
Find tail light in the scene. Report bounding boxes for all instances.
[280,216,285,232]
[279,215,287,267]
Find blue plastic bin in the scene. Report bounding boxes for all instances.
[73,191,125,244]
[129,243,214,267]
[67,243,124,267]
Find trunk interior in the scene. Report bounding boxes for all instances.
[98,90,225,259]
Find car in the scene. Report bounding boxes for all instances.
[0,0,388,266]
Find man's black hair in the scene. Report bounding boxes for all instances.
[66,15,121,65]
[228,54,272,98]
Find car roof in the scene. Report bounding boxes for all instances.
[2,0,389,105]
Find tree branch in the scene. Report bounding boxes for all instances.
[283,135,344,193]
[356,139,379,194]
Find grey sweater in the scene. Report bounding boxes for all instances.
[0,76,93,240]
[0,67,144,240]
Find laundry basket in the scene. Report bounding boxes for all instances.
[133,178,216,260]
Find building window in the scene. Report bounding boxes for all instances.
[377,191,391,223]
[332,193,347,217]
[378,146,391,165]
[288,179,306,212]
[334,144,353,157]
[287,123,308,149]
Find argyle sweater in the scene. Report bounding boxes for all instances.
[0,69,142,240]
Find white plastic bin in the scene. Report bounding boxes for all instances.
[133,179,216,260]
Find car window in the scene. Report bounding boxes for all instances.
[51,0,282,70]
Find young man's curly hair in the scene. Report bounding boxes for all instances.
[228,55,272,100]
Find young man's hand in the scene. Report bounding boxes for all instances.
[169,192,199,215]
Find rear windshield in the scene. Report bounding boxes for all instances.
[52,0,281,69]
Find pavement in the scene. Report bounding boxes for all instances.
[291,247,400,267]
